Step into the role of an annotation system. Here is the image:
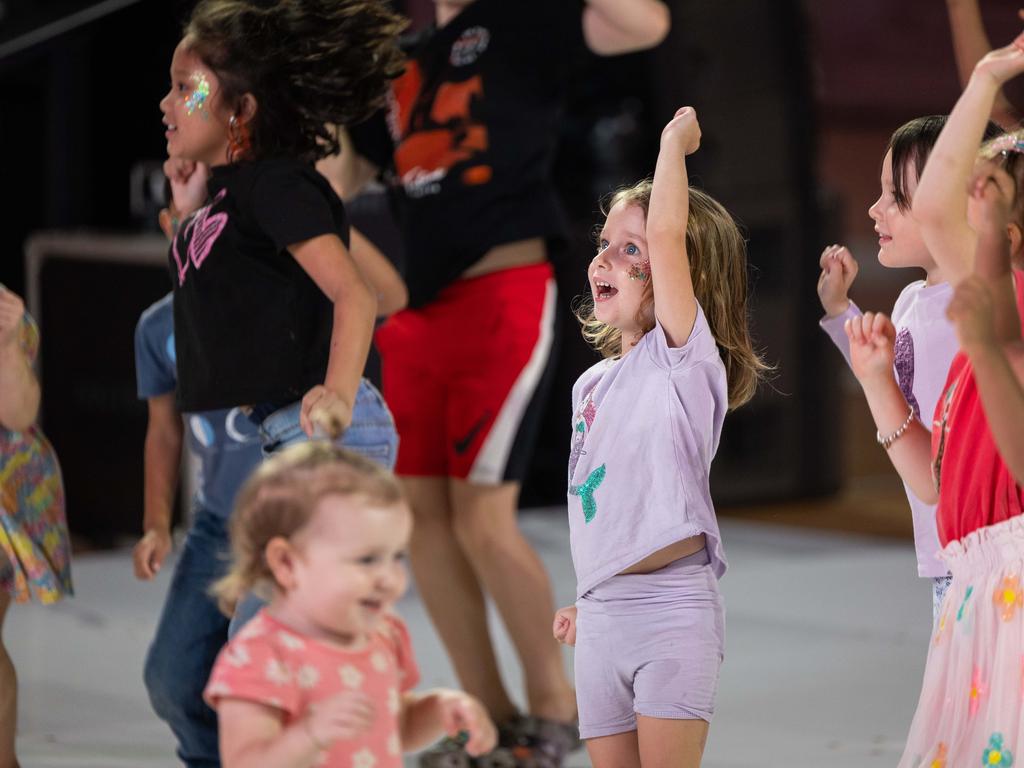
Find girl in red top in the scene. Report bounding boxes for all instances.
[846,32,1024,767]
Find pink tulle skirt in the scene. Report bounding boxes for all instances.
[898,515,1024,767]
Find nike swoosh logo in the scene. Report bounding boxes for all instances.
[453,412,491,455]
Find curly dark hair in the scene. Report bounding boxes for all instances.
[185,0,407,162]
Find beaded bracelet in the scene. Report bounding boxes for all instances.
[876,406,916,451]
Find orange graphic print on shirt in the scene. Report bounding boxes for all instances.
[389,58,491,197]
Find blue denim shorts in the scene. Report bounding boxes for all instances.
[257,378,398,470]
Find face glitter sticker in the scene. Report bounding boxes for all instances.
[628,260,651,281]
[185,72,211,118]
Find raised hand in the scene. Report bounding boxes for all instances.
[948,274,999,354]
[974,29,1024,86]
[817,244,859,317]
[552,606,577,646]
[163,156,211,219]
[304,691,377,750]
[660,106,701,157]
[845,311,897,384]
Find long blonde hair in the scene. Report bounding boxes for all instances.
[212,442,403,614]
[575,180,770,410]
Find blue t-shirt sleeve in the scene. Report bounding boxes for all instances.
[135,297,178,400]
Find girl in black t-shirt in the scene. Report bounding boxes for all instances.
[158,0,405,450]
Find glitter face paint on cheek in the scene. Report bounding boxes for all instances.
[628,260,651,281]
[184,71,211,118]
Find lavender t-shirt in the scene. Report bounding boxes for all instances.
[567,306,728,599]
[819,279,955,578]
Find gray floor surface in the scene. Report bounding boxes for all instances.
[8,510,933,767]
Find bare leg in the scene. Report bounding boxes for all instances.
[585,731,641,768]
[0,589,19,768]
[450,479,576,722]
[637,717,708,768]
[401,476,517,722]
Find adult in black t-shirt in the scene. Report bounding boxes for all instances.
[349,1,671,764]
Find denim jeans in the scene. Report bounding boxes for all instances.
[229,378,398,637]
[143,509,230,768]
[256,378,398,466]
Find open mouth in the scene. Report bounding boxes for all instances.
[594,280,618,301]
[360,599,383,612]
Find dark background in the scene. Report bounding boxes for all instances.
[1,0,1020,544]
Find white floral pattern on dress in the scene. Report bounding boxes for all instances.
[371,651,390,673]
[297,664,320,690]
[265,658,292,685]
[387,732,400,756]
[352,747,377,768]
[277,630,305,651]
[225,643,251,668]
[206,680,232,699]
[339,665,364,690]
[386,687,400,715]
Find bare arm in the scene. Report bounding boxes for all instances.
[914,33,1024,285]
[399,690,495,756]
[0,291,39,432]
[846,312,938,504]
[133,394,182,580]
[646,107,700,347]
[290,234,378,435]
[350,227,408,317]
[945,0,1020,127]
[219,700,322,768]
[582,0,670,56]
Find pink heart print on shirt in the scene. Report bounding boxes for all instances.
[172,189,229,285]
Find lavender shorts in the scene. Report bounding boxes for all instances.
[574,549,725,739]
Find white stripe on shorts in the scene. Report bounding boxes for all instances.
[468,277,557,484]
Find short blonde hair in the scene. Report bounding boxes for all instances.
[212,442,403,614]
[575,181,771,410]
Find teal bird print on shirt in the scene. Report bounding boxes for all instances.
[570,464,606,524]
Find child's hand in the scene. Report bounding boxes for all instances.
[304,691,377,750]
[301,386,353,439]
[817,244,858,317]
[0,287,25,350]
[132,527,173,581]
[436,692,497,757]
[974,30,1024,86]
[163,157,210,219]
[661,106,701,158]
[969,160,1015,235]
[552,606,577,646]
[845,311,896,384]
[947,275,998,354]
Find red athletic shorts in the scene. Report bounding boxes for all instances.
[375,262,557,483]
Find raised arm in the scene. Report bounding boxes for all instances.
[0,290,40,432]
[913,32,1024,285]
[945,0,1021,128]
[845,312,938,504]
[645,107,699,347]
[583,0,670,56]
